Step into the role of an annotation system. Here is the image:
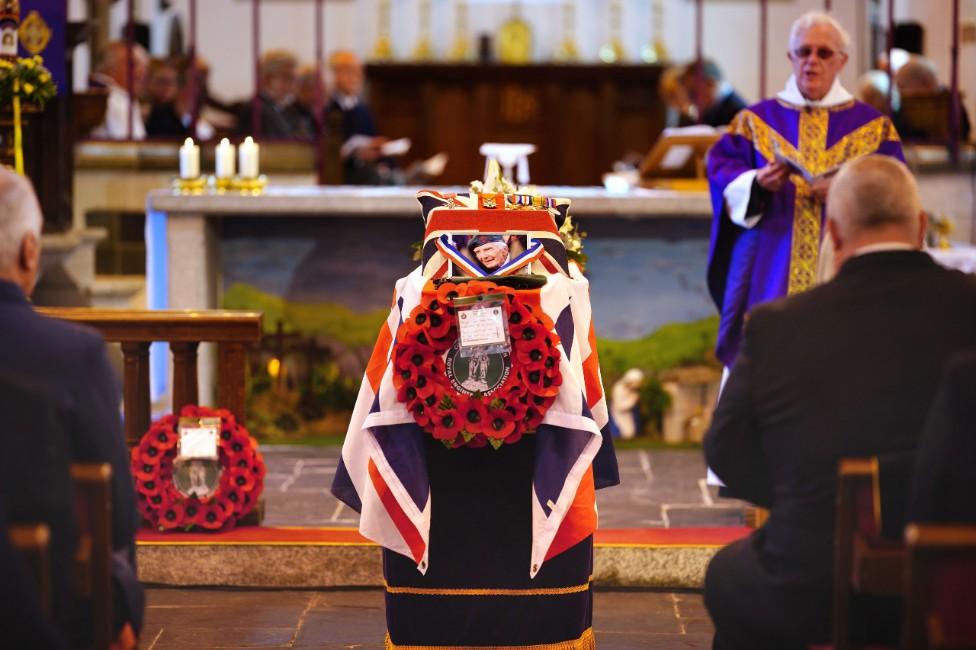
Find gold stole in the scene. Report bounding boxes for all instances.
[729,103,901,294]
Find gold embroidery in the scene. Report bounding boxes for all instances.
[384,578,592,597]
[385,627,596,650]
[735,108,900,295]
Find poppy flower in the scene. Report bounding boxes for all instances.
[410,401,432,428]
[515,338,549,370]
[396,382,424,408]
[220,485,247,515]
[182,498,203,527]
[523,407,545,431]
[227,468,256,492]
[156,499,186,531]
[196,500,228,530]
[436,282,462,307]
[136,476,163,497]
[395,343,437,372]
[137,440,165,466]
[133,460,159,482]
[425,310,454,340]
[150,425,178,450]
[484,407,516,440]
[523,366,563,398]
[459,398,488,435]
[412,368,439,399]
[429,407,463,441]
[137,496,155,522]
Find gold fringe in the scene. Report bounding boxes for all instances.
[385,627,596,650]
[385,578,592,597]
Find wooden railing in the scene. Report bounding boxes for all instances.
[38,308,262,445]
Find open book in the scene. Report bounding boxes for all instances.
[774,150,851,184]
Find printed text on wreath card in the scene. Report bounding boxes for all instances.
[458,306,507,348]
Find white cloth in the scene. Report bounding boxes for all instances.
[90,73,145,140]
[776,74,854,109]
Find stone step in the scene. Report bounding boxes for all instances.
[136,526,749,590]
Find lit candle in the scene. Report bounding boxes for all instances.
[215,138,236,178]
[179,137,200,179]
[238,136,260,179]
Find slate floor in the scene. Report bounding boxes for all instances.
[261,446,746,529]
[142,587,714,649]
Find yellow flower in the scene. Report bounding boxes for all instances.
[0,60,13,69]
[22,59,34,69]
[39,72,50,84]
[22,83,34,94]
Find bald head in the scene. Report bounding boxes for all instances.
[0,169,43,294]
[826,156,925,269]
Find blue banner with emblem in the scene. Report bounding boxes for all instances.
[19,0,66,94]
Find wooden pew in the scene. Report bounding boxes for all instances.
[8,523,52,613]
[38,308,262,445]
[71,463,113,650]
[903,524,976,650]
[833,458,906,650]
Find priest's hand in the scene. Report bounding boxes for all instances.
[811,175,832,202]
[353,136,388,162]
[755,161,790,192]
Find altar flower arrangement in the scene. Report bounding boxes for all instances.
[132,405,266,532]
[0,55,57,107]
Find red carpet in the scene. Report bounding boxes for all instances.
[137,526,750,547]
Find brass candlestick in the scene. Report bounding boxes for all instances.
[598,0,626,64]
[640,0,669,64]
[371,0,393,61]
[554,1,579,62]
[448,1,470,61]
[412,0,433,60]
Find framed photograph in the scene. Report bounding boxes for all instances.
[450,233,530,276]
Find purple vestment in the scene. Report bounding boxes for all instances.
[706,98,904,366]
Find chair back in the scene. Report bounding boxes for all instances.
[71,463,113,650]
[833,458,907,650]
[904,524,976,650]
[8,523,52,613]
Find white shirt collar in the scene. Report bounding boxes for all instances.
[334,93,359,111]
[777,75,853,108]
[853,242,915,257]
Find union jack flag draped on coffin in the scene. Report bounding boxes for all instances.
[330,190,619,577]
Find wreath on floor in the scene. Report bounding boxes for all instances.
[132,405,266,531]
[392,280,562,449]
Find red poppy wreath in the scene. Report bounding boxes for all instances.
[131,405,266,531]
[392,280,563,449]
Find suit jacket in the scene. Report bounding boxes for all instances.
[237,92,314,140]
[909,349,976,523]
[0,281,144,635]
[705,250,976,571]
[702,90,748,128]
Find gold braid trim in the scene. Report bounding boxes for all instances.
[384,578,592,597]
[385,627,596,650]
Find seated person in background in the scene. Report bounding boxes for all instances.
[293,63,323,133]
[144,57,215,140]
[856,69,894,115]
[0,169,143,648]
[659,65,696,128]
[326,49,392,184]
[90,41,148,140]
[894,55,971,142]
[237,49,314,139]
[703,155,976,649]
[909,350,976,523]
[680,59,747,128]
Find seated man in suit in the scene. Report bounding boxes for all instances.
[909,350,976,523]
[703,155,976,649]
[680,59,747,128]
[0,169,143,648]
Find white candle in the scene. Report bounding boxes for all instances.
[215,138,236,178]
[179,137,200,179]
[238,136,260,179]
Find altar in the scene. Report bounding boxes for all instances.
[145,185,713,417]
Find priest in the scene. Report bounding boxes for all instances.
[707,11,904,368]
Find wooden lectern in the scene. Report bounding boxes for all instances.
[639,126,721,191]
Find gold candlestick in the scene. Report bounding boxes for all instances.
[554,1,578,62]
[640,0,669,64]
[412,0,433,60]
[371,0,393,61]
[598,0,626,64]
[448,1,470,61]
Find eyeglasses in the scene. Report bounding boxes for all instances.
[792,46,840,60]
